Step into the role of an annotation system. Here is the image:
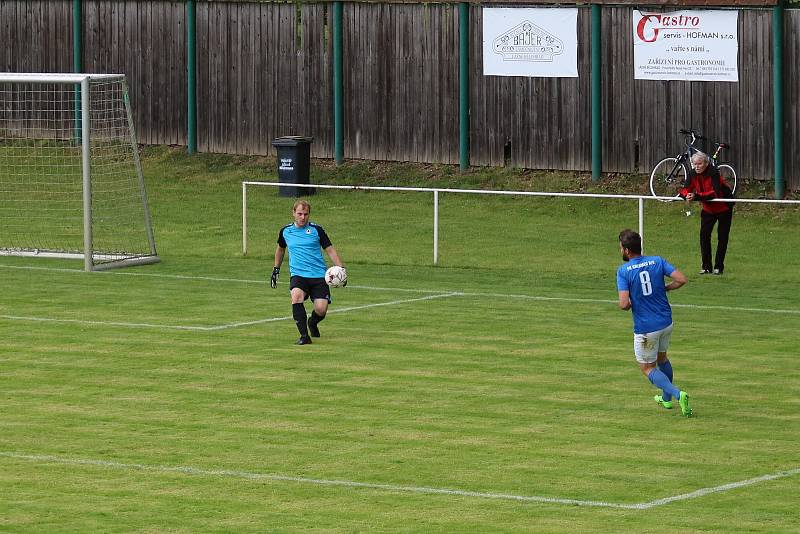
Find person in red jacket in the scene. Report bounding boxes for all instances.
[679,152,734,275]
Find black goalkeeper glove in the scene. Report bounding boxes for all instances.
[270,266,280,289]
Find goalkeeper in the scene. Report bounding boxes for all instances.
[271,200,345,345]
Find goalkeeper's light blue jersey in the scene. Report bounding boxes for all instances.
[277,222,332,278]
[616,255,675,334]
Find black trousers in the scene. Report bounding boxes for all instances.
[699,209,733,272]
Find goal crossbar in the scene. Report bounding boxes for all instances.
[0,73,125,83]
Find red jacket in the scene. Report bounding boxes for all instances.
[679,172,732,214]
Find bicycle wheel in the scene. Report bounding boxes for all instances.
[650,158,688,200]
[718,164,737,195]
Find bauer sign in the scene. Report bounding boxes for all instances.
[483,8,578,78]
[633,10,739,82]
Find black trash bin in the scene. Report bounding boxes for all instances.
[272,136,314,197]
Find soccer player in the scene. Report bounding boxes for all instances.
[271,200,345,345]
[616,229,692,416]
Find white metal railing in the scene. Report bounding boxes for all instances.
[242,181,800,264]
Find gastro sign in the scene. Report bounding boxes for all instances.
[632,10,739,82]
[636,14,703,43]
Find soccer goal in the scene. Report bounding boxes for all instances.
[0,73,159,271]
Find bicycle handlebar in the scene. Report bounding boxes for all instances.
[679,128,706,141]
[677,128,731,158]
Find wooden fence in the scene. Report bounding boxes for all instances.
[0,1,797,187]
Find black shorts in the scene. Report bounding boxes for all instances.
[289,276,331,303]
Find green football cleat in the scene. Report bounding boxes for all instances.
[678,391,693,417]
[654,395,673,409]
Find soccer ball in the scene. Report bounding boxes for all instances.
[325,265,347,288]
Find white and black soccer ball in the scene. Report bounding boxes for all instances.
[325,265,347,287]
[325,265,347,288]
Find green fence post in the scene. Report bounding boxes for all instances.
[591,4,602,182]
[187,0,197,154]
[333,1,344,165]
[459,2,470,171]
[73,0,82,72]
[773,1,784,198]
[73,0,82,139]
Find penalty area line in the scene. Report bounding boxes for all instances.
[0,292,462,332]
[635,467,800,509]
[0,452,632,509]
[206,292,462,330]
[1,452,796,510]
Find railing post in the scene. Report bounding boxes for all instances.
[638,197,645,252]
[433,190,439,266]
[242,183,248,256]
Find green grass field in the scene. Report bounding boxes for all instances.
[1,148,798,532]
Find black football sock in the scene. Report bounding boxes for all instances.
[309,311,325,327]
[293,303,308,337]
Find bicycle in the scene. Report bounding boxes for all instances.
[649,129,737,201]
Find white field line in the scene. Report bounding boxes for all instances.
[462,292,800,315]
[0,314,207,331]
[634,467,800,509]
[669,302,800,315]
[203,292,462,331]
[2,264,800,316]
[0,264,267,285]
[0,293,462,331]
[0,264,445,293]
[1,452,797,510]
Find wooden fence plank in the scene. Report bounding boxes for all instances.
[0,1,797,189]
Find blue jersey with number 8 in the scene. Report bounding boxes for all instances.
[617,255,675,334]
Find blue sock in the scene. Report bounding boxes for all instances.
[648,369,681,401]
[657,359,674,401]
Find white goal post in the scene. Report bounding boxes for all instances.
[0,73,159,271]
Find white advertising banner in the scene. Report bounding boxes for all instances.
[483,8,578,78]
[633,10,739,82]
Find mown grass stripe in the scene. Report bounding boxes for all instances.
[2,264,799,316]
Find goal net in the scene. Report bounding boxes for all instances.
[0,73,159,271]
